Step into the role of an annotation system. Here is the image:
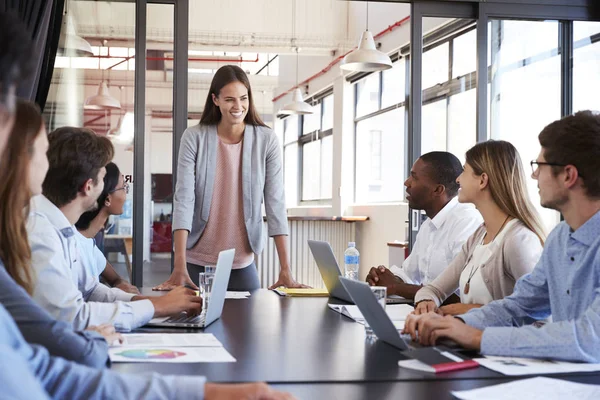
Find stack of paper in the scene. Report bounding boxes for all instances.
[452,377,600,400]
[475,356,600,376]
[328,303,414,329]
[109,333,236,363]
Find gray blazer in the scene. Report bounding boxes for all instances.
[171,123,289,254]
[414,221,543,306]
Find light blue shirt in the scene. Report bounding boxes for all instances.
[0,261,109,367]
[460,210,600,362]
[28,195,154,331]
[75,231,138,303]
[0,304,206,399]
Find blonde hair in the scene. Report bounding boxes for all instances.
[465,140,546,245]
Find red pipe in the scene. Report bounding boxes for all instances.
[272,16,411,103]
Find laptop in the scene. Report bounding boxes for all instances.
[307,240,411,305]
[146,248,235,328]
[339,277,464,356]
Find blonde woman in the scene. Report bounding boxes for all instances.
[413,140,545,316]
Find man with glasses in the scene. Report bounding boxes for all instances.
[404,110,600,363]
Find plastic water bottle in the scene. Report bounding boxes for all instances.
[344,242,360,280]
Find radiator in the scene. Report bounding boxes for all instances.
[256,220,355,288]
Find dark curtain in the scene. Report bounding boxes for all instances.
[0,0,65,111]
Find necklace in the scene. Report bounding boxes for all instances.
[464,215,511,295]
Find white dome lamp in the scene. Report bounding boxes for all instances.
[340,2,392,72]
[57,1,93,57]
[84,81,121,110]
[279,47,313,115]
[84,42,121,110]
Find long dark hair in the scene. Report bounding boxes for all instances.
[76,162,121,231]
[199,65,267,127]
[465,140,546,245]
[0,100,44,294]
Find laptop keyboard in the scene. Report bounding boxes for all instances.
[166,313,205,324]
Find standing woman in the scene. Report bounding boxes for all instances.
[154,65,307,291]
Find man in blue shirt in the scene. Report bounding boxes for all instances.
[404,111,600,362]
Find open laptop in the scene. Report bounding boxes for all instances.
[339,277,464,356]
[146,248,235,328]
[308,240,411,305]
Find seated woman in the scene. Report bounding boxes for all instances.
[413,140,545,316]
[75,162,139,295]
[0,99,115,366]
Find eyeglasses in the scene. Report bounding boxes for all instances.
[110,182,130,194]
[530,160,567,175]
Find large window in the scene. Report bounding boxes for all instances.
[355,108,405,203]
[573,22,600,113]
[281,94,334,205]
[300,95,333,202]
[354,61,406,203]
[489,20,561,232]
[420,19,477,162]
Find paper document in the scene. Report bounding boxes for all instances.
[110,346,236,363]
[193,291,250,299]
[452,377,600,400]
[476,356,600,376]
[327,304,413,326]
[327,304,365,321]
[274,288,329,297]
[225,291,251,299]
[117,333,222,348]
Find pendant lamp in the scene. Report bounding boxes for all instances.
[340,2,392,72]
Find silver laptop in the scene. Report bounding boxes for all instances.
[339,277,412,350]
[146,248,235,328]
[308,240,410,305]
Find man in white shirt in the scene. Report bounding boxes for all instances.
[28,127,202,331]
[367,152,482,300]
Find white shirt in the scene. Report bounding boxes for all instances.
[458,219,518,304]
[74,231,138,303]
[27,195,154,331]
[391,197,483,285]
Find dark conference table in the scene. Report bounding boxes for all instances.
[112,289,600,398]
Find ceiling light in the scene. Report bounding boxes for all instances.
[84,81,121,110]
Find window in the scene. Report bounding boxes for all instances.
[355,73,380,118]
[283,116,299,207]
[489,20,561,232]
[422,42,449,89]
[421,100,448,154]
[299,95,333,202]
[381,61,406,108]
[281,95,334,204]
[573,22,600,113]
[353,60,406,203]
[355,108,405,203]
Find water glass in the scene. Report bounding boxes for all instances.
[198,273,214,314]
[365,286,387,340]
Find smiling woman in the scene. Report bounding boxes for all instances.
[153,65,308,292]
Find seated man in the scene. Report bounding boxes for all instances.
[28,127,201,331]
[367,152,482,300]
[404,111,600,363]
